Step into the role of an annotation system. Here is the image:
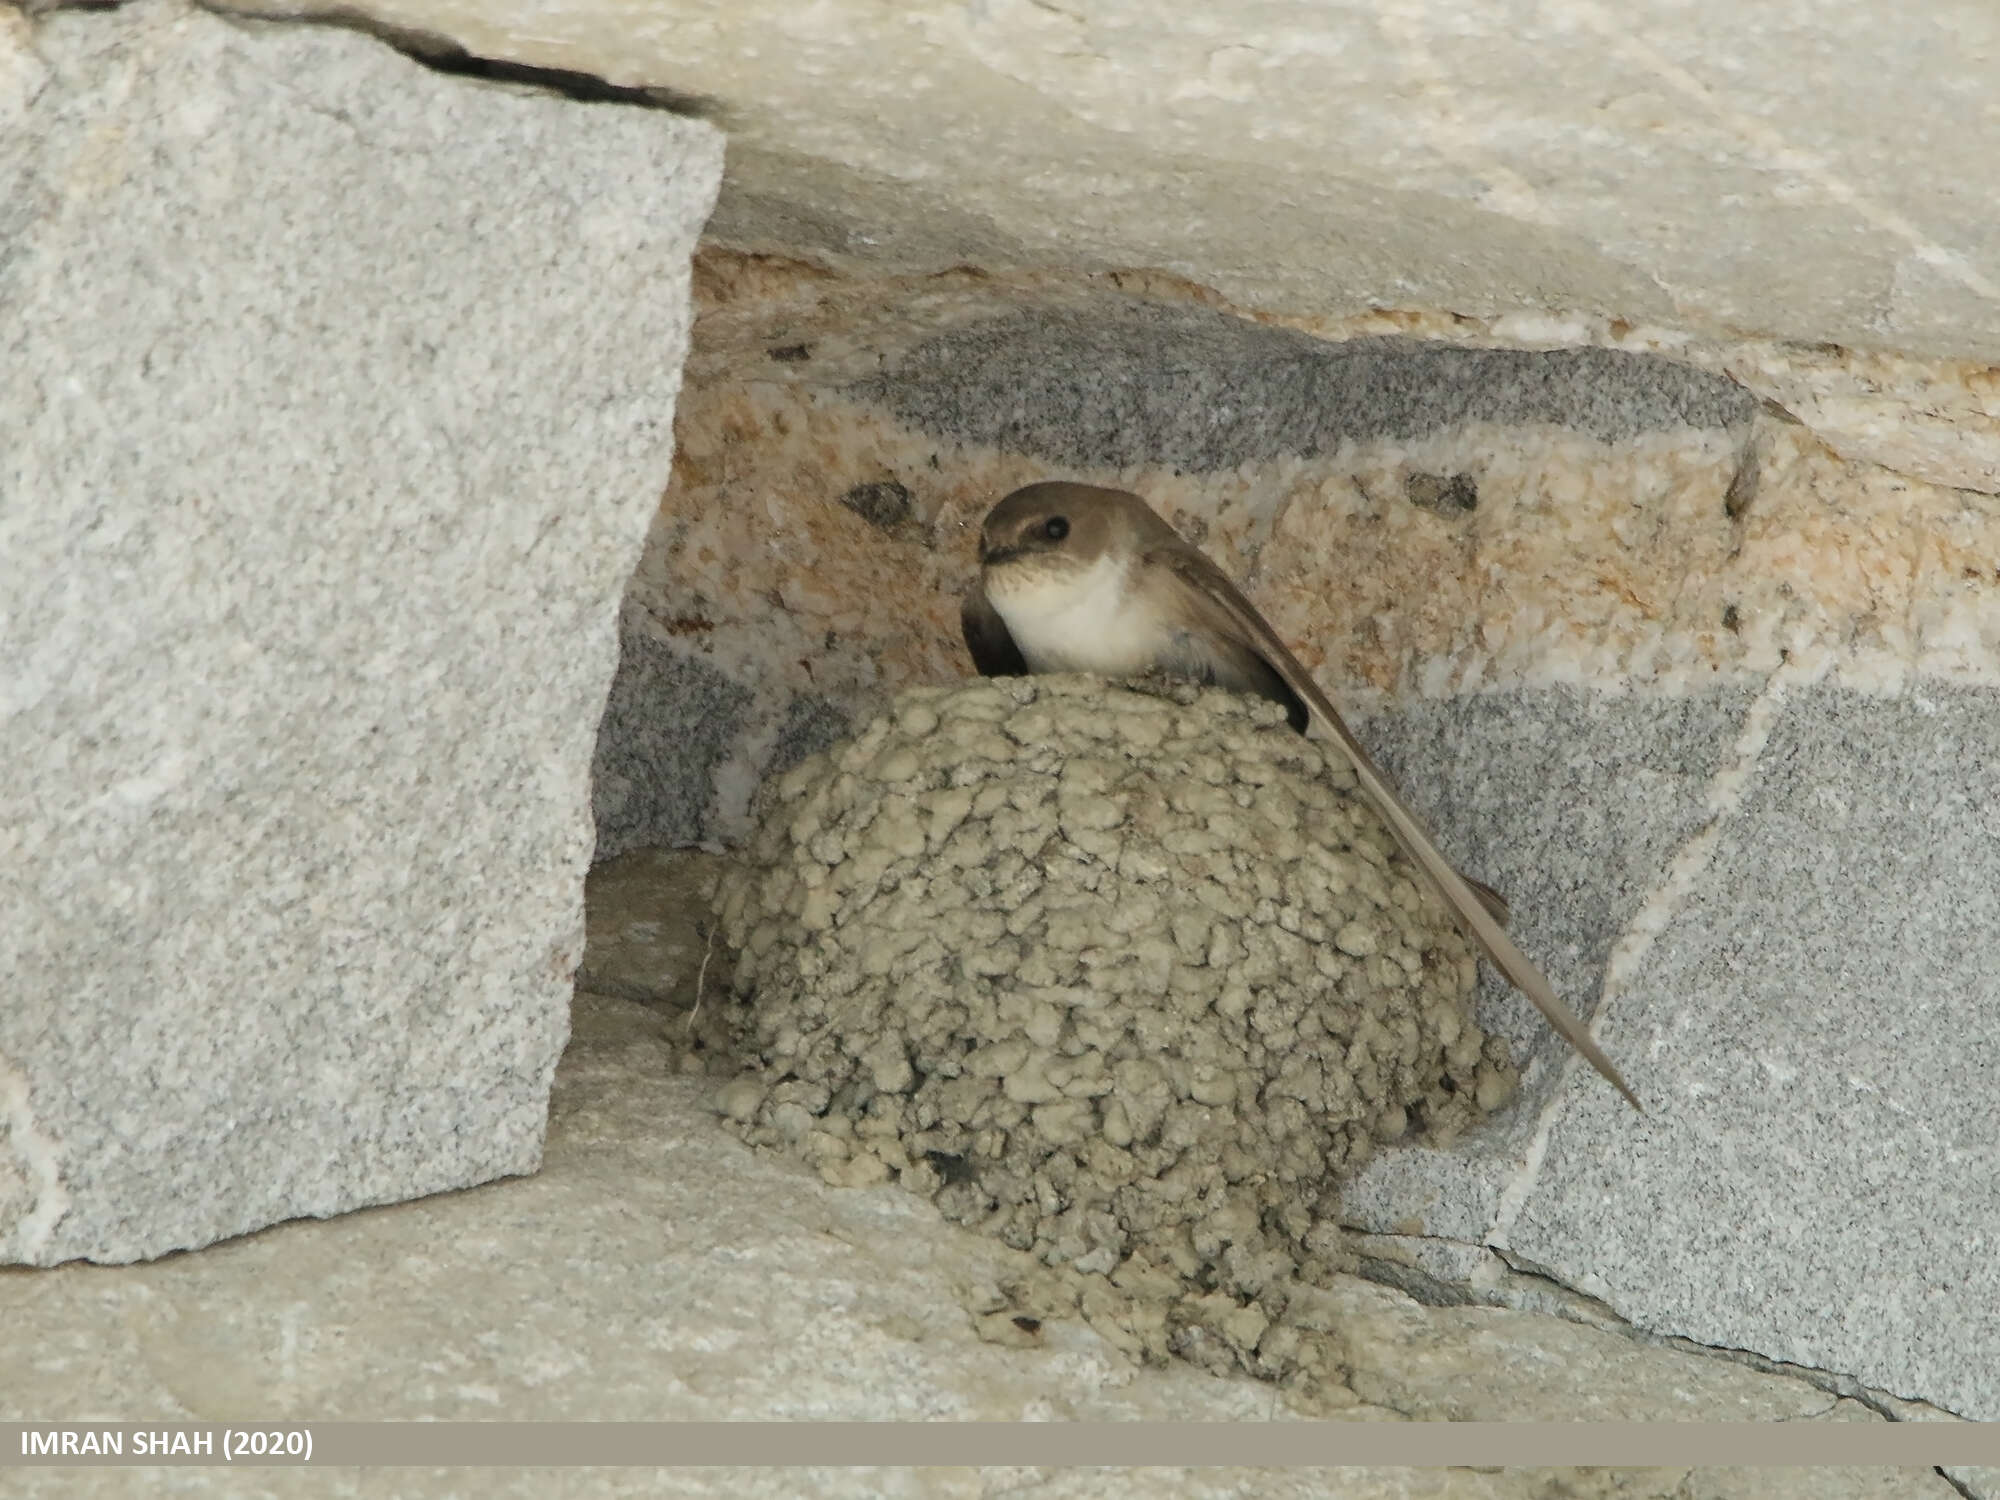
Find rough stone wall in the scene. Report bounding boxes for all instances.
[10,0,1999,1449]
[596,250,2000,1425]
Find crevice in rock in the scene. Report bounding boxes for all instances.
[385,32,721,116]
[198,2,725,118]
[10,0,122,17]
[1354,1240,1628,1332]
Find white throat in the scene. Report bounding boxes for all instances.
[986,551,1164,676]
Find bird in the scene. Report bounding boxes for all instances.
[961,480,1640,1110]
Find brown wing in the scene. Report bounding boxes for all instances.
[961,580,1029,677]
[1151,611,1310,732]
[1460,875,1511,929]
[1146,542,1640,1111]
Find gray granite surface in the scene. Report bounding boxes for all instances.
[0,0,722,1264]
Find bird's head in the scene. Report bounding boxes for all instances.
[976,481,1157,572]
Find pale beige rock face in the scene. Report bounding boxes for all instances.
[211,0,2000,372]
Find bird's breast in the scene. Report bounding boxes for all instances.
[986,553,1168,677]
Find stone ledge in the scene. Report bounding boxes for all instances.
[0,983,1965,1500]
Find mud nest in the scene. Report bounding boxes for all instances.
[712,674,1516,1373]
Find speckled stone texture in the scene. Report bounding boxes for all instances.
[1499,685,2000,1420]
[591,628,753,859]
[1309,681,2000,1426]
[1333,679,2000,1430]
[1332,686,1755,1217]
[853,303,1759,471]
[0,0,721,1264]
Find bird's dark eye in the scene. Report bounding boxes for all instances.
[1042,516,1070,542]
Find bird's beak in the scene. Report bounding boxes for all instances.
[978,538,1020,568]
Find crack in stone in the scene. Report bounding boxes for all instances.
[196,1,724,118]
[1357,1229,1983,1438]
